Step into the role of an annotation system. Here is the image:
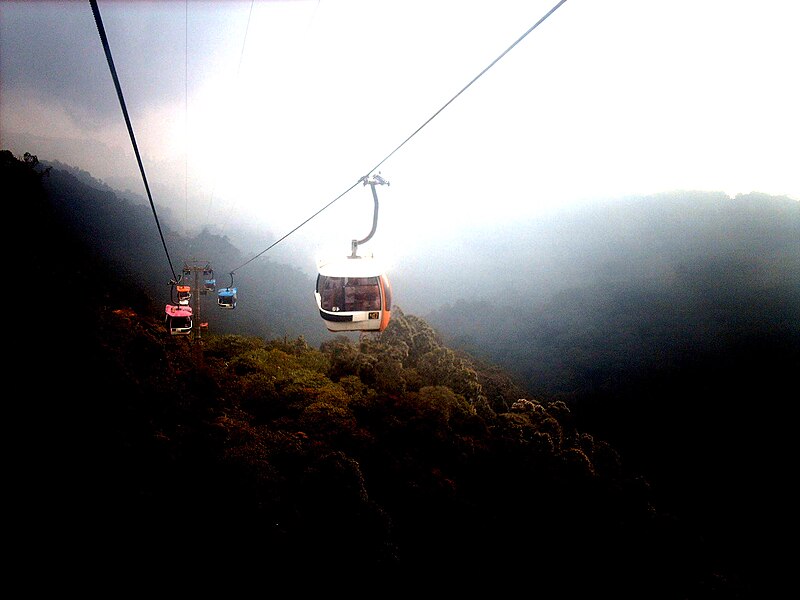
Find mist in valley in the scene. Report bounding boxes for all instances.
[8,151,795,592]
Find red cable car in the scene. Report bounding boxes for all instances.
[176,285,191,305]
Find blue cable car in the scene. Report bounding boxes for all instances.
[218,287,237,309]
[203,267,216,292]
[218,272,237,308]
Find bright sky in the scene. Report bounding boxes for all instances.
[2,0,798,271]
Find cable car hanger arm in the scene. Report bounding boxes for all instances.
[352,173,390,258]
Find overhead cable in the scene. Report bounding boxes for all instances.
[232,0,570,273]
[89,0,179,281]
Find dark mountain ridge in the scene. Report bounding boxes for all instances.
[420,189,799,585]
[420,191,798,389]
[8,148,795,594]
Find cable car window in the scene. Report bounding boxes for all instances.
[318,275,345,312]
[318,275,381,312]
[171,316,191,328]
[346,277,381,312]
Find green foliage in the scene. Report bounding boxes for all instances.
[415,385,476,425]
[492,410,557,455]
[204,334,264,361]
[379,306,442,364]
[320,336,376,381]
[297,398,358,440]
[265,335,330,373]
[337,374,369,400]
[380,385,476,452]
[12,149,756,595]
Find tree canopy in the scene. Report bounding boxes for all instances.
[6,148,759,595]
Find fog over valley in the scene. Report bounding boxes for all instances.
[4,0,799,593]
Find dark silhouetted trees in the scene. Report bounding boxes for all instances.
[8,149,760,595]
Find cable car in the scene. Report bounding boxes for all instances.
[315,173,393,333]
[176,284,191,305]
[218,287,237,309]
[165,304,193,336]
[218,272,237,309]
[315,255,392,332]
[203,268,216,292]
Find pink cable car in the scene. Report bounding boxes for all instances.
[165,304,193,336]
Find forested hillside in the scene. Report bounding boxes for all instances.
[32,154,327,346]
[419,191,799,399]
[8,148,789,595]
[420,190,799,596]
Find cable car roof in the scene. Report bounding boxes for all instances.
[317,256,386,278]
[165,304,192,317]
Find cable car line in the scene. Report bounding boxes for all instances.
[90,0,569,332]
[91,0,245,327]
[363,0,570,181]
[228,178,362,274]
[233,0,570,272]
[89,0,179,283]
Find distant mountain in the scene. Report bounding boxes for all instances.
[7,148,750,595]
[419,190,800,596]
[9,147,795,594]
[23,151,329,346]
[419,191,799,398]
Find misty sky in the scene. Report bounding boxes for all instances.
[2,0,798,273]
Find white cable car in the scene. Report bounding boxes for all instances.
[314,173,393,333]
[315,255,392,332]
